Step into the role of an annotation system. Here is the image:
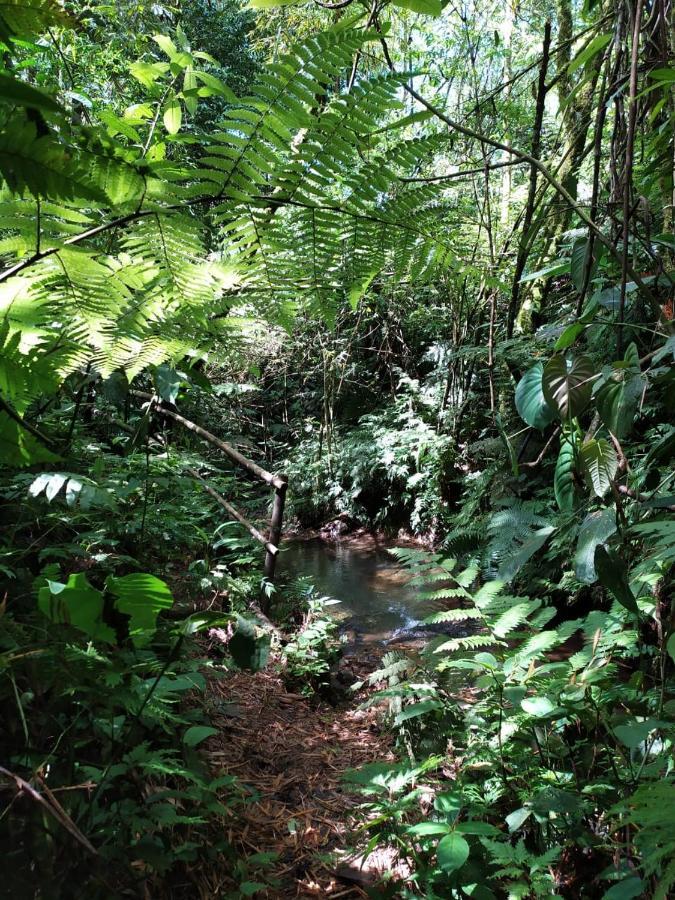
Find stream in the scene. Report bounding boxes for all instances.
[279,538,437,643]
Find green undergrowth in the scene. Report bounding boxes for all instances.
[345,545,675,899]
[0,431,282,897]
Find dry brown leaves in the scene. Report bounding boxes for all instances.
[198,662,395,898]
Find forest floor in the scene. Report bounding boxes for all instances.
[200,651,399,898]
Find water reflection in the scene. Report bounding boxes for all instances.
[279,539,434,642]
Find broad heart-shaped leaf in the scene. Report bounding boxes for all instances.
[153,363,182,404]
[229,616,270,671]
[574,507,617,583]
[107,573,174,647]
[596,372,643,438]
[515,363,556,430]
[554,430,577,511]
[581,438,618,497]
[38,573,115,643]
[543,355,596,419]
[436,832,469,874]
[594,545,639,615]
[102,371,129,406]
[391,0,442,15]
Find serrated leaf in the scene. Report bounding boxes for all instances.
[515,363,556,430]
[581,438,618,497]
[153,34,177,58]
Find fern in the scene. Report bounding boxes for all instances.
[483,502,555,582]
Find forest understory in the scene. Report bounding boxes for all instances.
[1,0,674,898]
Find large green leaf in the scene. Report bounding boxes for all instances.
[436,832,469,874]
[38,573,115,643]
[515,363,556,430]
[183,725,218,748]
[667,633,675,665]
[153,364,182,404]
[0,73,63,112]
[574,507,617,583]
[596,373,643,438]
[554,430,577,511]
[247,0,300,7]
[543,354,595,419]
[594,545,639,615]
[521,696,556,717]
[163,98,182,135]
[602,877,645,900]
[570,235,601,291]
[391,0,442,15]
[0,117,145,203]
[229,616,270,671]
[0,0,70,38]
[0,411,60,467]
[107,573,174,646]
[568,32,612,75]
[581,438,618,497]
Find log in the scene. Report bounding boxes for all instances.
[263,480,287,587]
[186,467,278,556]
[131,391,286,490]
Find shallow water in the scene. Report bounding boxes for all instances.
[279,539,434,642]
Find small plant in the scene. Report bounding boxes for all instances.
[281,582,342,696]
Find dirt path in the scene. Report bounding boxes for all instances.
[202,660,394,898]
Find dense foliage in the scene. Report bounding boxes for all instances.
[0,0,673,897]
